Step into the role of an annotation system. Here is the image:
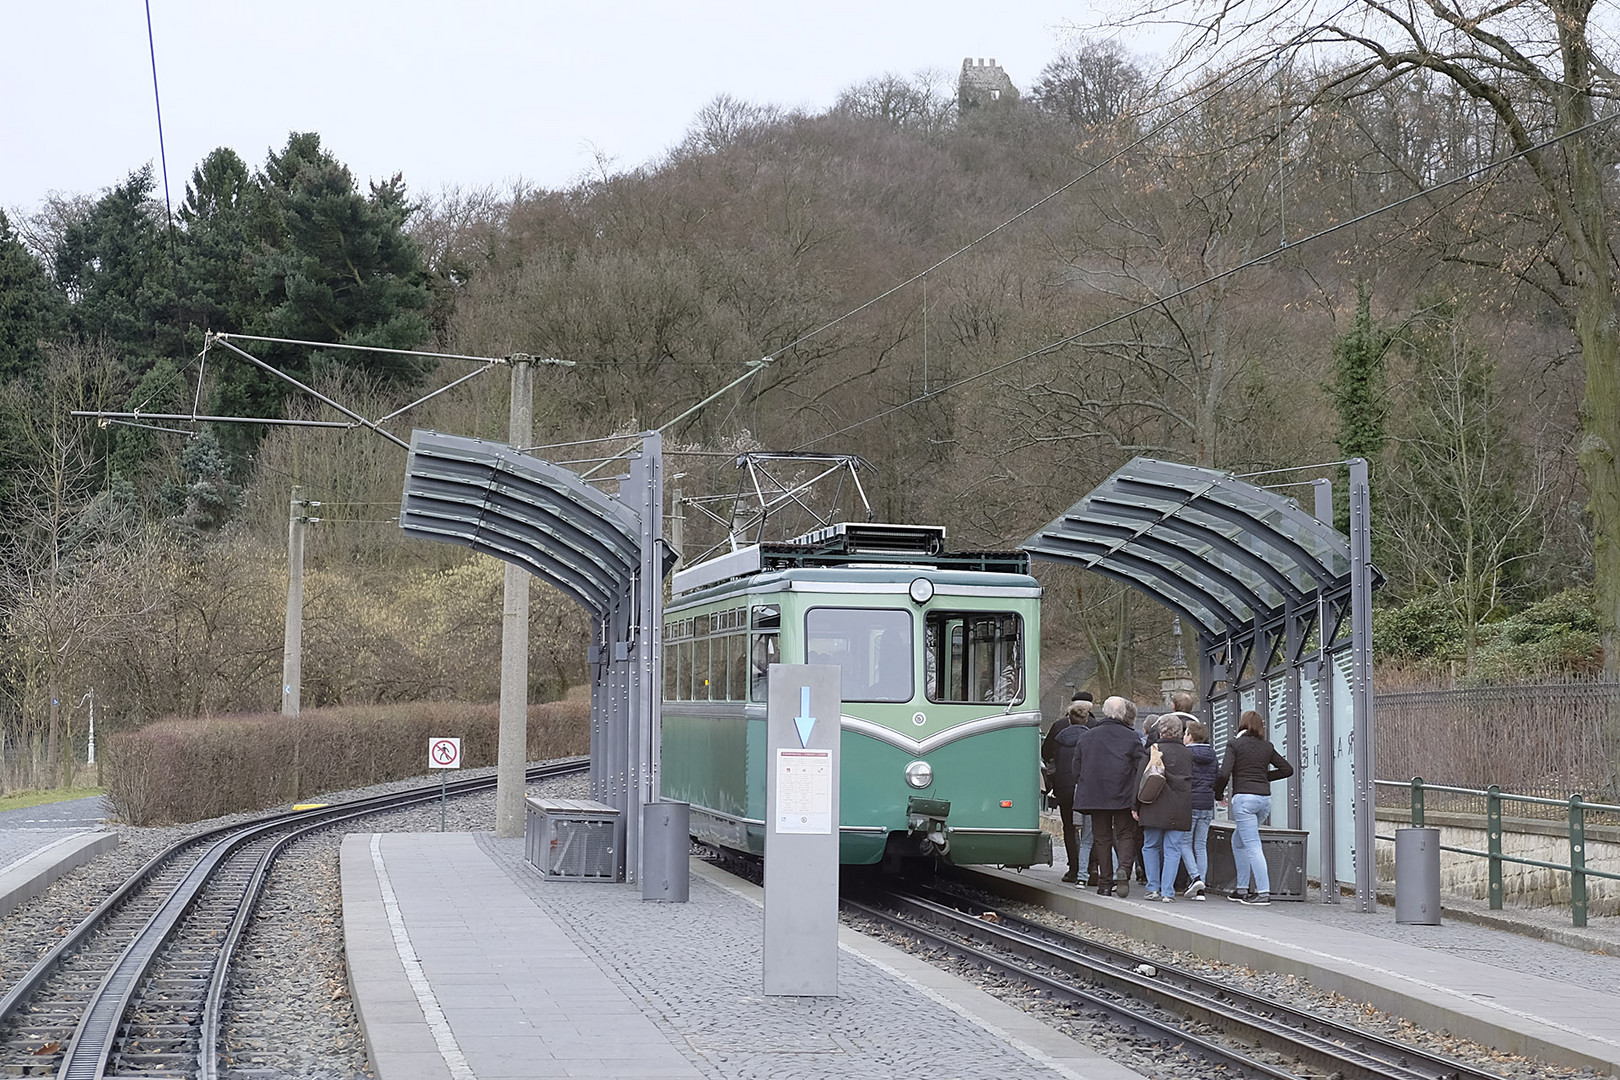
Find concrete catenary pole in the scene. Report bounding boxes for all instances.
[496,357,535,837]
[282,486,306,719]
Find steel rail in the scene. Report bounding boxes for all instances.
[869,884,1511,1080]
[841,893,1296,1080]
[0,759,584,1080]
[195,757,586,1080]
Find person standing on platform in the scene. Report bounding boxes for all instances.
[1041,691,1092,791]
[1214,709,1295,906]
[1073,695,1146,898]
[1137,711,1193,901]
[1179,717,1218,899]
[1047,697,1093,883]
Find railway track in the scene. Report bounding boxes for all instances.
[0,759,588,1080]
[846,882,1510,1080]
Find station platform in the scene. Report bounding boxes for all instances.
[0,830,118,919]
[340,832,1145,1080]
[971,859,1620,1076]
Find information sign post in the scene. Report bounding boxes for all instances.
[763,664,841,997]
[428,738,462,832]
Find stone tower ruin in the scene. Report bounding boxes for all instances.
[958,57,1018,112]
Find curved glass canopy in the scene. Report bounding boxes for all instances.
[1019,458,1355,638]
[400,430,643,617]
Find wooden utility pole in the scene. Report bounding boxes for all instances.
[496,358,534,838]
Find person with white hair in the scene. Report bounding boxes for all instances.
[1071,695,1146,898]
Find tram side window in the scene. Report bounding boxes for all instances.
[804,608,913,703]
[727,633,747,700]
[749,604,780,702]
[677,640,693,701]
[925,612,1023,704]
[693,637,712,700]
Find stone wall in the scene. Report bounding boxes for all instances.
[1375,808,1620,916]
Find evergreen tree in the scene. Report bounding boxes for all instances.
[1328,282,1390,464]
[159,429,240,533]
[253,133,430,385]
[177,148,256,340]
[52,167,181,375]
[1325,282,1391,535]
[206,134,431,444]
[0,209,66,382]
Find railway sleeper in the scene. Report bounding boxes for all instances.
[113,1043,197,1055]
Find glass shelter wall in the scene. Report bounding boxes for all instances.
[1021,457,1379,910]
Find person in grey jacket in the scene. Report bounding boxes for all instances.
[1072,696,1147,898]
[1214,710,1295,905]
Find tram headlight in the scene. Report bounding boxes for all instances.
[908,577,934,604]
[904,760,933,789]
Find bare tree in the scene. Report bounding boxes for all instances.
[1125,0,1620,669]
[1381,305,1547,671]
[1030,38,1149,129]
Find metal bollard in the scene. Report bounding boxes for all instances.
[1394,826,1442,925]
[641,800,691,902]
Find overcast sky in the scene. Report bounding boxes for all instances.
[1,2,1147,217]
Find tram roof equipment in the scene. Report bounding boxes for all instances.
[670,521,1028,596]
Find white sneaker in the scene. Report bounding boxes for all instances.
[1160,894,1173,903]
[1184,879,1205,898]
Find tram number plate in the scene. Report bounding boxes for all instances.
[774,748,832,834]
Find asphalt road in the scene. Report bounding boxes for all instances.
[0,795,110,831]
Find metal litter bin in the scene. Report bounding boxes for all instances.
[1207,822,1309,900]
[1395,826,1442,924]
[641,800,690,902]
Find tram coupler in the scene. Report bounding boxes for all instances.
[907,796,951,856]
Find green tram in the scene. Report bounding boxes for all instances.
[660,523,1052,868]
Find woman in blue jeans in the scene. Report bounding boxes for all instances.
[1179,718,1218,898]
[1213,709,1294,905]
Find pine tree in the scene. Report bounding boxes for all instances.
[0,209,66,381]
[52,167,180,376]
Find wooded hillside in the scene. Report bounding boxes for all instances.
[2,20,1612,788]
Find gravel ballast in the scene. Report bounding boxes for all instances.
[0,769,1609,1080]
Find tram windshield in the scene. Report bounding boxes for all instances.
[804,608,913,702]
[925,612,1023,704]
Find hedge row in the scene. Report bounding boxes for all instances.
[103,698,590,825]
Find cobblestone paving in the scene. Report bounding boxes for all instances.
[478,835,1076,1080]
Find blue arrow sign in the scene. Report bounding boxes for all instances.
[793,685,816,747]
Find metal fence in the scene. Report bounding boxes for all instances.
[1375,677,1620,811]
[1375,778,1620,927]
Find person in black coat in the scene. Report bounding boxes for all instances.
[1041,691,1092,785]
[1071,695,1147,898]
[1135,712,1193,901]
[1046,699,1093,882]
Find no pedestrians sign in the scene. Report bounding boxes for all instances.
[429,738,462,770]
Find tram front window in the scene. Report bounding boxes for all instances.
[804,608,913,702]
[925,612,1023,704]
